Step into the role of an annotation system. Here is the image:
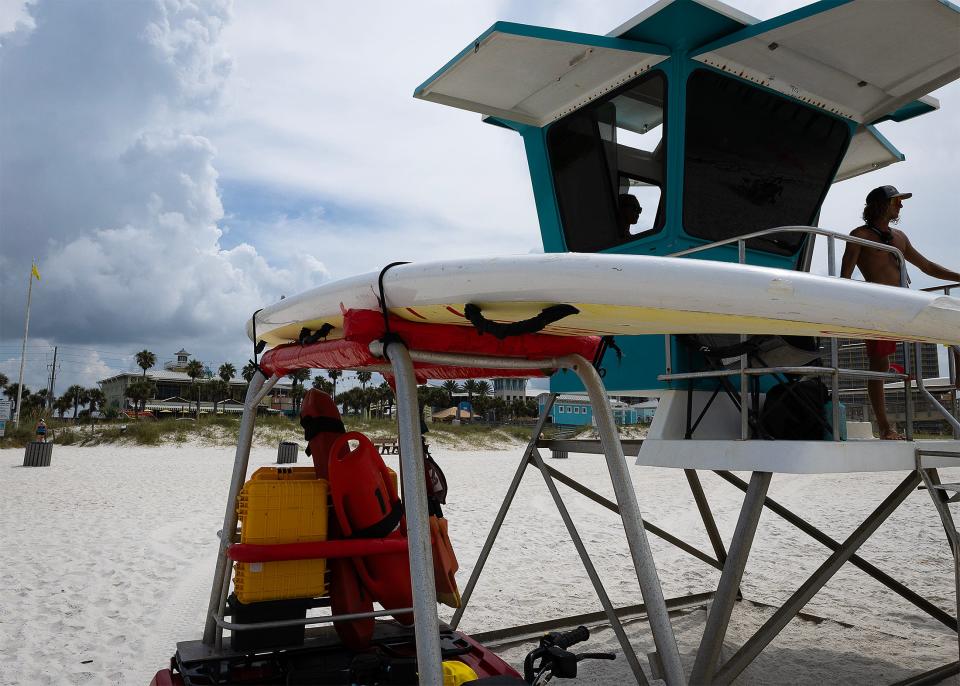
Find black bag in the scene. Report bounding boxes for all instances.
[759,378,830,440]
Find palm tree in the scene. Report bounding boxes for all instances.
[125,380,155,415]
[462,379,479,406]
[86,388,106,424]
[208,379,230,414]
[312,376,334,394]
[218,363,236,383]
[475,380,492,398]
[288,369,311,413]
[357,371,372,390]
[241,361,258,383]
[64,384,86,421]
[54,395,71,420]
[327,369,342,401]
[441,380,461,406]
[378,381,395,418]
[135,350,156,378]
[185,359,205,417]
[3,383,25,414]
[218,363,237,401]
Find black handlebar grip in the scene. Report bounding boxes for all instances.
[553,625,590,649]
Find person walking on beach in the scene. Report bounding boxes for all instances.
[35,418,47,443]
[840,185,960,439]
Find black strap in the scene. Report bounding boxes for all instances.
[348,500,404,539]
[377,262,410,359]
[248,308,268,378]
[591,335,622,378]
[463,303,579,340]
[298,323,334,345]
[300,415,346,455]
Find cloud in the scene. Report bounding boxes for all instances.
[1,0,323,392]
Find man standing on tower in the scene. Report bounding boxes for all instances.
[840,185,960,439]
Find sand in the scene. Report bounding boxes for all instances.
[1,442,958,685]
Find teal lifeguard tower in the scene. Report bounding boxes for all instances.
[415,0,959,393]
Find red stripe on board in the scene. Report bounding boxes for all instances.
[445,306,465,318]
[405,307,428,320]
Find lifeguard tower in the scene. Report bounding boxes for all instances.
[415,0,957,393]
[414,1,960,683]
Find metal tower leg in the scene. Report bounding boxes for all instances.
[383,342,443,686]
[451,394,557,630]
[572,355,685,686]
[690,471,772,684]
[203,371,275,646]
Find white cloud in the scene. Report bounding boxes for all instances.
[0,0,321,393]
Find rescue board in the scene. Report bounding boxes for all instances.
[248,253,960,349]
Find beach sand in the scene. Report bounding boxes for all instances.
[2,442,957,685]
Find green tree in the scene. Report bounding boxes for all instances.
[475,380,492,398]
[86,388,106,424]
[218,363,236,383]
[125,380,155,415]
[327,369,342,400]
[379,382,395,419]
[3,383,26,415]
[63,384,86,421]
[312,376,334,394]
[0,372,8,391]
[241,361,258,383]
[356,371,372,390]
[53,395,72,419]
[185,359,205,417]
[288,369,311,413]
[135,349,156,378]
[441,380,461,406]
[462,379,479,405]
[208,379,230,414]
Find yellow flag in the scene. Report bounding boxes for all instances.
[31,263,40,281]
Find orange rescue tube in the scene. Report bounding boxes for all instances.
[430,515,461,608]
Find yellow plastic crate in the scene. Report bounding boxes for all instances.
[233,475,329,603]
[250,466,317,481]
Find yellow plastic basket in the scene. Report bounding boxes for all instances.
[233,475,329,603]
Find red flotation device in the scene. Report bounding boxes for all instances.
[300,390,347,480]
[328,431,414,625]
[300,390,375,646]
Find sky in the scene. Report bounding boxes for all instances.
[1,0,958,401]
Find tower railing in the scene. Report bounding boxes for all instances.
[660,225,942,440]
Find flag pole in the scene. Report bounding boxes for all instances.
[14,263,37,426]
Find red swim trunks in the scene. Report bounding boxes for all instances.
[865,339,898,358]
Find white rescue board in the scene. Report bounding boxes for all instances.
[247,254,960,349]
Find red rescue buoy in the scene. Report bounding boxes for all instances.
[300,389,346,480]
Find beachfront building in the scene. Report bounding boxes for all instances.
[538,393,638,427]
[493,378,527,403]
[99,350,294,416]
[633,399,659,423]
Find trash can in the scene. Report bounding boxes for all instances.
[551,449,569,459]
[23,441,53,467]
[277,441,299,464]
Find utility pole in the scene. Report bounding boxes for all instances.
[47,346,59,412]
[14,262,39,426]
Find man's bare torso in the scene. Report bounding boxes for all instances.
[849,225,906,287]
